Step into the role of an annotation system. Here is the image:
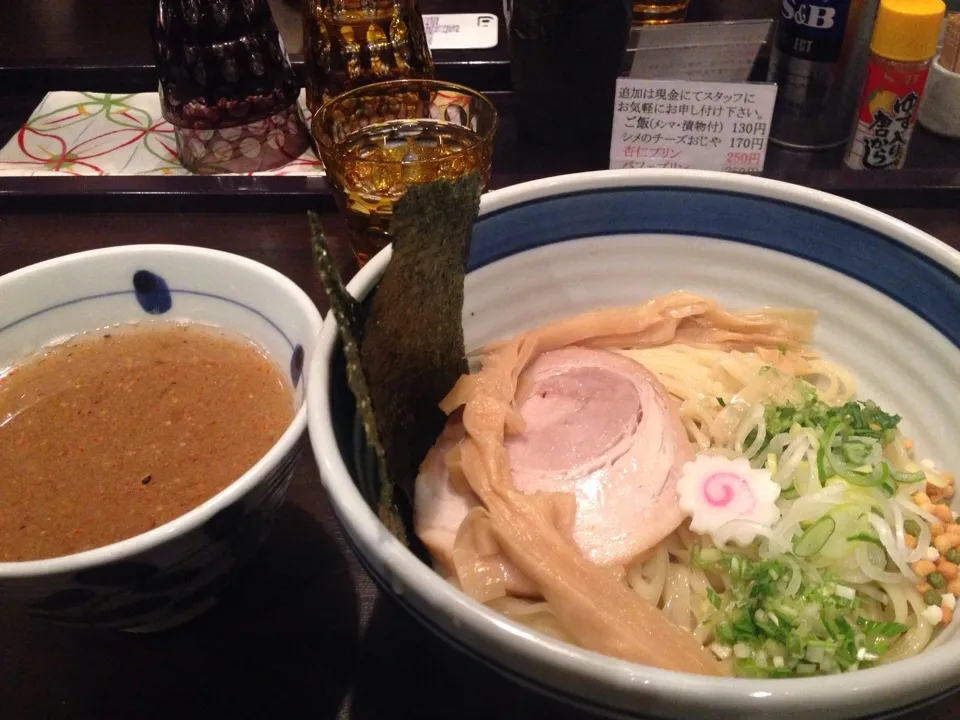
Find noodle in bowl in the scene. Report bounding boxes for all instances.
[307,170,960,719]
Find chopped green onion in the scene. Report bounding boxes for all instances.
[761,398,903,469]
[833,443,888,487]
[890,467,926,484]
[696,543,904,677]
[717,397,726,407]
[821,420,845,480]
[710,643,733,660]
[700,547,722,564]
[715,622,735,645]
[794,516,836,558]
[816,443,828,482]
[843,441,872,465]
[834,585,856,601]
[847,533,883,548]
[856,617,908,637]
[706,588,722,609]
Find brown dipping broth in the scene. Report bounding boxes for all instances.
[0,323,295,562]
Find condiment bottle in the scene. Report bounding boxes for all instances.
[507,0,632,167]
[844,0,946,170]
[151,0,310,175]
[767,0,880,151]
[918,13,960,138]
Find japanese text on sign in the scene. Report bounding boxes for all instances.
[610,78,777,172]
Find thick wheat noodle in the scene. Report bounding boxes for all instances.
[439,292,813,676]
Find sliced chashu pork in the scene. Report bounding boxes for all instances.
[416,413,540,597]
[415,346,691,570]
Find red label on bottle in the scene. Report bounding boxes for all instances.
[845,59,930,170]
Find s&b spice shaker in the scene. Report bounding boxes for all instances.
[767,0,879,150]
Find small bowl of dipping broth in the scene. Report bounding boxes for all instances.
[0,245,322,632]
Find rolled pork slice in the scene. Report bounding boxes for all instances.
[508,347,691,565]
[415,419,538,598]
[415,346,691,569]
[415,419,476,571]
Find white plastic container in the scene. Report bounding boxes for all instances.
[918,55,960,138]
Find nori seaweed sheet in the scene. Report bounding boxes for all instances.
[310,173,481,543]
[309,212,403,538]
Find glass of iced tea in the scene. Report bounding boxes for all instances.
[632,0,690,25]
[312,79,498,266]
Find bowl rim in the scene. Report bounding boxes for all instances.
[0,244,323,578]
[307,169,960,715]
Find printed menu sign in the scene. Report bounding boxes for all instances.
[629,20,772,84]
[609,78,777,173]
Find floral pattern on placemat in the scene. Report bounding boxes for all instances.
[0,91,324,177]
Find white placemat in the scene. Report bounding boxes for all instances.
[0,91,324,177]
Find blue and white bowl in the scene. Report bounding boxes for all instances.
[0,245,322,632]
[307,170,960,719]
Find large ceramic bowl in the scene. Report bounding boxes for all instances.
[0,245,323,632]
[307,170,960,719]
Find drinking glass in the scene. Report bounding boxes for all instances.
[312,79,498,267]
[632,0,690,25]
[302,0,435,117]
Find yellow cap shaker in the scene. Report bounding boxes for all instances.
[870,0,946,62]
[844,0,946,170]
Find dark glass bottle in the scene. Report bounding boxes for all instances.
[507,0,632,168]
[151,0,311,174]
